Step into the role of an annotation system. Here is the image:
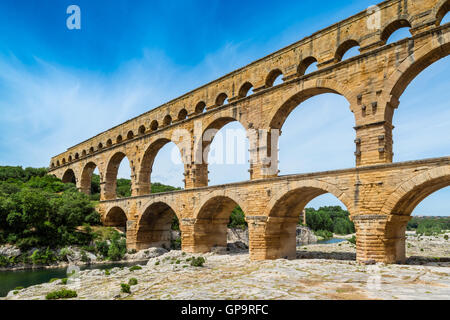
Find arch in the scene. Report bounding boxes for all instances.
[137,138,184,195]
[62,158,66,165]
[75,153,79,160]
[127,130,134,140]
[386,42,450,116]
[381,19,412,44]
[150,120,159,131]
[195,101,206,114]
[381,166,450,216]
[200,115,247,166]
[177,108,188,121]
[335,40,360,62]
[82,150,87,157]
[116,135,123,143]
[237,82,254,98]
[104,207,127,232]
[269,84,352,130]
[61,168,76,184]
[89,147,95,154]
[191,195,245,252]
[163,115,172,126]
[68,155,73,162]
[297,56,318,76]
[80,161,99,195]
[56,160,60,166]
[138,125,146,135]
[263,181,352,259]
[106,139,113,147]
[104,151,131,200]
[135,202,179,250]
[265,69,283,87]
[51,162,55,168]
[98,143,103,150]
[436,0,450,25]
[215,93,228,107]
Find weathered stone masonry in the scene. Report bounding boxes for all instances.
[49,0,450,264]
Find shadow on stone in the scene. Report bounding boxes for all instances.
[296,250,356,261]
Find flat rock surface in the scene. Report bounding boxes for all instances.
[3,233,449,300]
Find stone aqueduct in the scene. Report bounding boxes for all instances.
[49,0,450,264]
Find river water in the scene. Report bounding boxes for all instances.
[0,261,146,297]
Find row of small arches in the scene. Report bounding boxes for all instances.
[51,13,450,169]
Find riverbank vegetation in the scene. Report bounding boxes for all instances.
[407,216,450,236]
[304,206,355,239]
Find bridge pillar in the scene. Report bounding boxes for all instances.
[247,216,297,260]
[180,218,229,253]
[353,214,411,264]
[184,163,209,189]
[248,129,279,180]
[354,120,394,166]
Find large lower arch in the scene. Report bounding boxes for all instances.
[374,165,450,263]
[79,162,99,195]
[104,206,128,233]
[261,181,352,260]
[61,168,76,184]
[135,202,178,250]
[184,195,243,253]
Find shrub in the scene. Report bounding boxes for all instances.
[190,256,205,267]
[45,289,78,300]
[104,269,110,276]
[129,265,142,272]
[30,248,57,265]
[347,235,356,245]
[444,235,449,240]
[49,278,60,283]
[61,278,68,285]
[80,250,90,263]
[155,261,160,266]
[120,283,131,294]
[128,278,138,286]
[0,254,9,267]
[314,230,333,240]
[14,286,24,291]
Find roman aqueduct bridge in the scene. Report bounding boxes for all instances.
[49,0,450,264]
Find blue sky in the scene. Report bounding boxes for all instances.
[0,1,448,215]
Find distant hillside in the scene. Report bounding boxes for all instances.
[89,174,181,200]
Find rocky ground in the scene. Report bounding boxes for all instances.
[3,231,449,300]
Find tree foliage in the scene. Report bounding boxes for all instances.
[0,166,100,249]
[305,206,355,235]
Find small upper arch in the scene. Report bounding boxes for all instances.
[106,139,113,147]
[150,120,159,131]
[163,115,172,126]
[127,131,134,140]
[297,56,318,76]
[237,82,254,98]
[98,142,103,150]
[116,135,123,143]
[195,101,207,114]
[138,125,146,135]
[265,68,283,87]
[178,108,188,121]
[380,19,412,44]
[335,40,360,62]
[215,93,228,107]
